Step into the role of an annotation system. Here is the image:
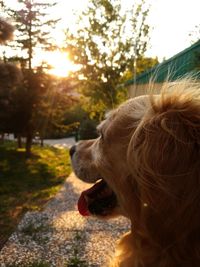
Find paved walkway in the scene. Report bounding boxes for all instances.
[5,135,76,149]
[0,173,130,267]
[43,137,76,149]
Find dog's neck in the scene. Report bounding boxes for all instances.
[108,227,200,267]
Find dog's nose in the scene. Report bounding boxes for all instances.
[69,145,76,157]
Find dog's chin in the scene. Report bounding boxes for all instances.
[77,177,121,218]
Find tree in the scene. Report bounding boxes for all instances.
[6,0,59,70]
[0,15,23,141]
[3,0,60,156]
[0,17,14,44]
[65,0,156,121]
[31,73,76,143]
[189,24,200,44]
[122,57,159,82]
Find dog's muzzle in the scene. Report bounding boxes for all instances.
[69,145,118,217]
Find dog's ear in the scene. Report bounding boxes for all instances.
[126,91,200,261]
[127,92,200,207]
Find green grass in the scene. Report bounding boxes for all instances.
[66,231,88,267]
[66,257,88,267]
[0,141,71,249]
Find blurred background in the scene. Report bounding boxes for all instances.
[0,0,199,151]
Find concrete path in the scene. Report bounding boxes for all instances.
[0,173,130,267]
[5,135,76,149]
[43,137,76,149]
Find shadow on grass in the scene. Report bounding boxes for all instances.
[0,141,71,249]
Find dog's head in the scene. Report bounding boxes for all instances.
[70,80,200,240]
[70,95,150,218]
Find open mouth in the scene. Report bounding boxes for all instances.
[78,179,117,217]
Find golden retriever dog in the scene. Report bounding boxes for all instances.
[70,78,200,267]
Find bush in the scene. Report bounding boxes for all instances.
[78,118,98,140]
[63,104,99,141]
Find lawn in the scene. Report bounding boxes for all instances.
[0,141,71,249]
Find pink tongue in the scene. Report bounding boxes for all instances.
[77,180,103,216]
[78,192,90,216]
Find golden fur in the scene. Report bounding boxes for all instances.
[71,78,200,267]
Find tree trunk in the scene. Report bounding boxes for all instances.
[0,133,4,142]
[40,137,44,147]
[25,132,32,157]
[17,134,22,148]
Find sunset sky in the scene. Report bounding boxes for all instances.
[53,0,200,60]
[2,0,200,76]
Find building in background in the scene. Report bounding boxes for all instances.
[126,40,200,97]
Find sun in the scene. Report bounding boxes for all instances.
[47,51,76,77]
